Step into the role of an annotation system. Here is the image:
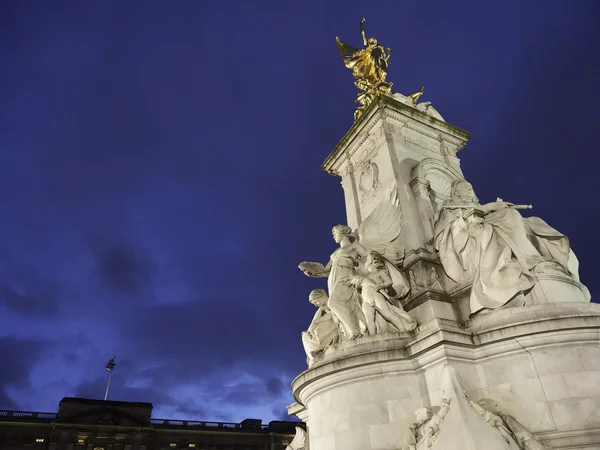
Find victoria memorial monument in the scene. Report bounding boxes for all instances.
[287,18,598,450]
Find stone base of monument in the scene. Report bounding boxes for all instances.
[532,262,591,304]
[289,302,600,450]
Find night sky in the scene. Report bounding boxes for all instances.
[1,0,599,423]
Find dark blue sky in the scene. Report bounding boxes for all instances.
[0,0,598,422]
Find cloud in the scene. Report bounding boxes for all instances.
[0,251,62,318]
[0,277,60,317]
[272,406,299,422]
[70,369,294,423]
[74,378,173,407]
[0,337,48,409]
[85,234,157,295]
[171,404,206,420]
[265,377,284,396]
[119,299,272,381]
[146,371,295,422]
[82,297,305,421]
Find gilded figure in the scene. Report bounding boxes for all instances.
[336,18,393,120]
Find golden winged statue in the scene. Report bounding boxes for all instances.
[336,18,393,121]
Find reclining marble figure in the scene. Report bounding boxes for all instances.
[402,364,552,449]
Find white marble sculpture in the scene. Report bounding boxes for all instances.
[434,179,589,314]
[285,426,307,450]
[407,408,434,448]
[392,92,446,121]
[402,365,551,450]
[299,186,415,341]
[499,414,552,450]
[403,403,451,450]
[299,225,368,339]
[301,289,340,365]
[469,401,520,449]
[342,251,416,334]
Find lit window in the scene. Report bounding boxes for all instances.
[36,439,45,443]
[189,445,196,448]
[169,444,177,448]
[78,439,85,444]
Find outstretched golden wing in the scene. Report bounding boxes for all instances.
[336,37,363,69]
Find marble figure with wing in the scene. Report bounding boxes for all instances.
[299,185,415,343]
[345,186,416,334]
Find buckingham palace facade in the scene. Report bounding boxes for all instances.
[0,398,302,450]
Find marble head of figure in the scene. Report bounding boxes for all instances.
[309,289,328,307]
[366,251,386,269]
[332,224,356,243]
[450,180,479,205]
[414,407,433,424]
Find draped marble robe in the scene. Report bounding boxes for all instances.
[302,304,339,365]
[434,206,585,314]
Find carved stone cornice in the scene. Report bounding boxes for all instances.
[404,290,452,313]
[323,94,471,177]
[403,247,440,268]
[335,128,386,178]
[322,101,384,177]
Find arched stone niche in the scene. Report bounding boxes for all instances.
[410,158,464,242]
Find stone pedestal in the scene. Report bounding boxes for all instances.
[290,303,600,450]
[291,94,597,449]
[322,93,469,254]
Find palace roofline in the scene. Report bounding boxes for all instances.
[0,397,302,434]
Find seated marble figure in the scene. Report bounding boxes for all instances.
[434,180,589,314]
[301,289,340,365]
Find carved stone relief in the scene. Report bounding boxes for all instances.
[402,364,553,449]
[438,134,454,160]
[340,160,354,181]
[409,261,443,294]
[404,129,439,153]
[405,132,426,149]
[358,160,382,206]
